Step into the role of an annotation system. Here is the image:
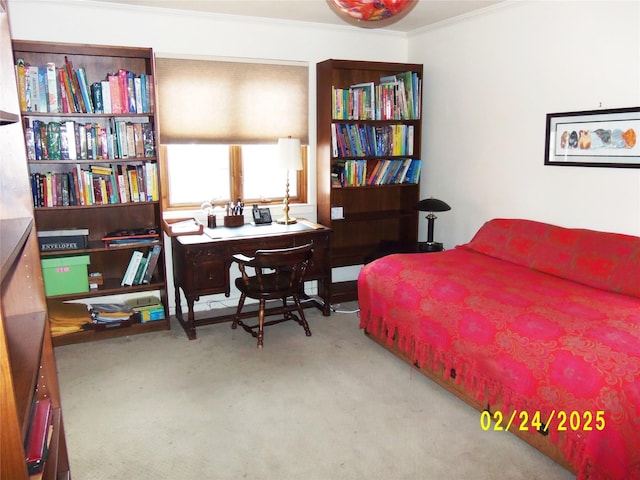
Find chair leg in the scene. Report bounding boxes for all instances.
[293,293,312,337]
[257,299,266,348]
[232,293,246,330]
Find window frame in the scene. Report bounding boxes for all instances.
[159,144,308,212]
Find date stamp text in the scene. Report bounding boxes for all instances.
[480,409,605,433]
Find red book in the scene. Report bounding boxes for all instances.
[25,397,52,475]
[118,69,129,113]
[108,75,123,114]
[56,68,71,113]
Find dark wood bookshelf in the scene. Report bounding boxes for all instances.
[1,3,71,476]
[316,59,423,301]
[12,39,169,343]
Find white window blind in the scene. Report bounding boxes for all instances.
[155,57,309,144]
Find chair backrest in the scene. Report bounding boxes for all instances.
[251,243,314,293]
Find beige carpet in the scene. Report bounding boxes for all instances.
[54,302,574,480]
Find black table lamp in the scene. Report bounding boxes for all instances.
[415,197,451,252]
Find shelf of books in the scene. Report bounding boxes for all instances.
[317,59,423,301]
[12,40,169,346]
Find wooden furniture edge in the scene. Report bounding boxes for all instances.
[52,318,168,346]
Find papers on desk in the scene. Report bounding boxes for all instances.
[170,219,201,233]
[174,226,198,234]
[163,217,204,236]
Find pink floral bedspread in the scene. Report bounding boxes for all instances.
[358,224,640,479]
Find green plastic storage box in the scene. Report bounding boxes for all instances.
[41,255,90,296]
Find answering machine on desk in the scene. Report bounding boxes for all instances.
[252,204,272,225]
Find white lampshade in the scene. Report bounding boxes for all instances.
[277,137,303,171]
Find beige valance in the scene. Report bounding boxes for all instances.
[155,57,309,145]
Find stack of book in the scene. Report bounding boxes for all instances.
[331,70,421,121]
[30,162,159,208]
[89,302,135,329]
[14,56,154,115]
[331,123,414,157]
[24,119,155,161]
[334,158,422,187]
[102,227,159,247]
[121,244,162,286]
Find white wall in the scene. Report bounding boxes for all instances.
[409,0,640,247]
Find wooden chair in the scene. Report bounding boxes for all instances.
[231,243,314,348]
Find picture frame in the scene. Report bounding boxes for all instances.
[544,107,640,168]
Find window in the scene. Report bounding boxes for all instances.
[164,144,230,207]
[155,57,309,211]
[242,144,298,201]
[163,143,307,209]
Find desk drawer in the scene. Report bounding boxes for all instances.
[230,237,292,254]
[185,246,227,293]
[191,258,227,291]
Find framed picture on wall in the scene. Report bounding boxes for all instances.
[544,106,640,168]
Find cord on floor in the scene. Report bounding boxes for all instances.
[300,295,360,314]
[331,304,360,314]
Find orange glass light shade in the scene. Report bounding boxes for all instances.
[327,0,417,27]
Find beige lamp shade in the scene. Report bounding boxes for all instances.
[277,137,303,170]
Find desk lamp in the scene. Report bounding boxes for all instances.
[415,197,451,252]
[276,137,303,225]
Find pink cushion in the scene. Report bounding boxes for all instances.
[463,218,640,298]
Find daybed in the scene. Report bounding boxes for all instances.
[358,218,640,480]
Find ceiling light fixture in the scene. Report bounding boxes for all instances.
[327,0,417,28]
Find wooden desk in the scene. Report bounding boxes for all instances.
[170,220,331,339]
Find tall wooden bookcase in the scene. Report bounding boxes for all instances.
[11,40,169,345]
[1,2,71,477]
[316,59,423,301]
